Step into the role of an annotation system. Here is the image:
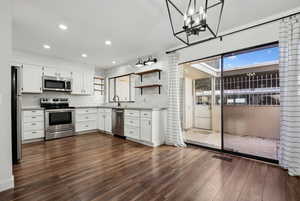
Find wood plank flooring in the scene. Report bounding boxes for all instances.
[0,132,299,201]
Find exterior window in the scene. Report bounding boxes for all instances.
[223,45,279,106]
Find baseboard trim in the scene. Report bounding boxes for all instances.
[0,176,14,192]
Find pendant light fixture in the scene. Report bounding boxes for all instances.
[145,56,158,65]
[165,0,224,46]
[135,58,144,67]
[135,56,158,67]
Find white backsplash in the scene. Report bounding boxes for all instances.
[22,92,104,107]
[104,54,169,108]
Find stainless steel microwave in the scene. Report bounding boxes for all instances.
[43,76,72,92]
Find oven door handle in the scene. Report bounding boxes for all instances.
[46,109,75,113]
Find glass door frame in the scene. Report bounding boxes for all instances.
[181,41,279,164]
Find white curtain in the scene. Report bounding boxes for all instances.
[278,14,300,176]
[165,52,186,147]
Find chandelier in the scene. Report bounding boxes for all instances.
[166,0,224,46]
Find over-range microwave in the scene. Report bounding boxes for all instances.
[43,76,72,92]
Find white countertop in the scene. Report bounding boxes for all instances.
[22,105,167,111]
[72,105,167,111]
[22,106,44,110]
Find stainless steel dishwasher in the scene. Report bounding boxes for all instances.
[112,108,124,137]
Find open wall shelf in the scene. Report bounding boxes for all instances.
[135,84,162,95]
[135,69,163,95]
[135,69,162,82]
[94,76,105,95]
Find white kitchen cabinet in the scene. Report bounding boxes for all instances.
[140,118,152,142]
[104,113,112,132]
[22,109,44,142]
[124,110,140,140]
[75,108,98,132]
[43,67,71,78]
[98,113,105,130]
[84,71,94,95]
[71,71,94,95]
[22,65,43,94]
[71,71,83,94]
[43,67,57,77]
[124,109,166,147]
[98,108,112,133]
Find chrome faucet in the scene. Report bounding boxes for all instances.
[113,95,121,107]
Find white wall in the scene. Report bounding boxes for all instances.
[0,0,14,192]
[12,50,105,107]
[104,54,168,108]
[178,21,279,64]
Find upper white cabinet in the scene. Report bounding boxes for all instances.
[43,67,71,78]
[71,71,83,94]
[71,71,94,95]
[22,65,43,94]
[84,71,94,95]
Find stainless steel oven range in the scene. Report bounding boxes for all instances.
[41,98,75,140]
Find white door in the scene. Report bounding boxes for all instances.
[104,113,112,132]
[71,71,83,94]
[98,112,105,131]
[194,105,212,129]
[22,65,43,93]
[43,67,57,77]
[140,118,152,142]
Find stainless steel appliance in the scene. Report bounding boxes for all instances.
[11,66,22,164]
[112,108,124,137]
[41,98,75,140]
[43,76,72,92]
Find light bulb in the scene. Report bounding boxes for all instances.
[184,13,187,21]
[188,8,194,15]
[195,16,200,25]
[186,17,191,25]
[199,6,204,15]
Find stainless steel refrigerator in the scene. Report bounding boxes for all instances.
[11,66,22,164]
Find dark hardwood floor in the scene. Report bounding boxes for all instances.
[1,133,299,201]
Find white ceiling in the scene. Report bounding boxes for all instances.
[12,0,300,69]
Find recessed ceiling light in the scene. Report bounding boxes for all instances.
[58,24,68,30]
[105,40,112,46]
[112,61,116,64]
[43,44,51,49]
[81,54,88,58]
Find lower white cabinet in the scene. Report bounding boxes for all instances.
[75,108,98,132]
[124,126,139,139]
[124,109,166,147]
[98,108,112,133]
[22,109,44,142]
[140,118,152,142]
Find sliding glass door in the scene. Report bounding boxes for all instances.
[222,44,280,160]
[182,43,280,162]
